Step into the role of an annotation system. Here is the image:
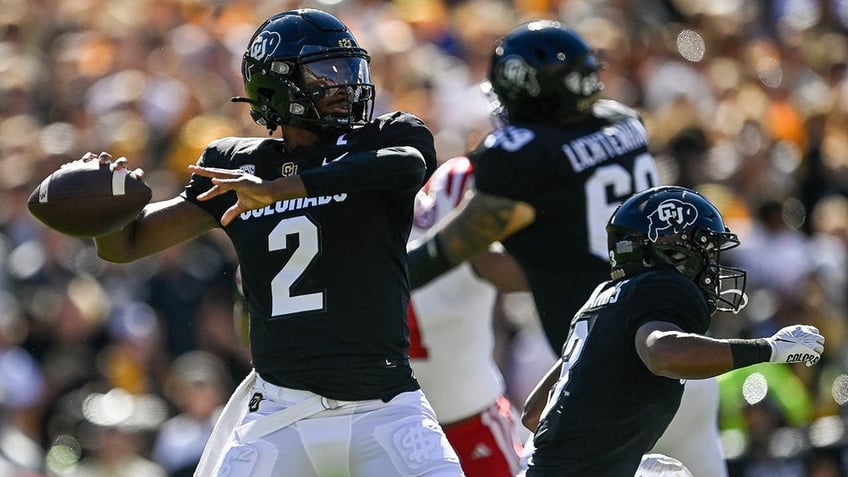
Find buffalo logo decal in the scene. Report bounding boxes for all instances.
[244,31,282,81]
[647,199,698,241]
[497,57,541,97]
[281,162,298,177]
[249,31,281,62]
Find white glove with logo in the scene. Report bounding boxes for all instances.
[765,325,825,367]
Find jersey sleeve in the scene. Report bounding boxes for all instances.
[299,111,437,196]
[374,111,438,178]
[299,146,428,196]
[180,137,240,223]
[626,272,711,334]
[470,129,548,201]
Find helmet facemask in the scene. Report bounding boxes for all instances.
[288,54,375,131]
[649,228,748,314]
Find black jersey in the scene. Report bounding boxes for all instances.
[182,111,436,401]
[470,99,660,351]
[527,270,711,477]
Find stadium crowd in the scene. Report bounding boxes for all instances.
[2,0,848,475]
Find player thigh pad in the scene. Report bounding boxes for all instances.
[373,414,462,476]
[216,440,278,477]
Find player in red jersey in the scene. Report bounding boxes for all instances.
[409,156,523,476]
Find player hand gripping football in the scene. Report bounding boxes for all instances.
[80,151,144,179]
[188,164,305,226]
[765,325,825,367]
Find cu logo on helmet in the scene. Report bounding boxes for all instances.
[499,57,541,97]
[647,199,698,241]
[249,31,281,62]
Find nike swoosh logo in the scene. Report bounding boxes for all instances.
[322,152,349,166]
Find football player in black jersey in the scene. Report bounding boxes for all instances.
[90,9,463,477]
[406,19,660,354]
[520,186,824,476]
[406,21,813,476]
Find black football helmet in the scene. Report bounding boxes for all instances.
[484,20,603,125]
[606,186,747,314]
[234,9,375,134]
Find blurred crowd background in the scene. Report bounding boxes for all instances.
[2,0,848,475]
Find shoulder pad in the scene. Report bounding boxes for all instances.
[205,136,271,154]
[373,111,428,128]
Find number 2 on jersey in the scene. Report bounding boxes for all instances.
[268,216,323,317]
[539,318,591,421]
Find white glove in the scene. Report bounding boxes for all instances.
[765,325,825,367]
[635,453,693,477]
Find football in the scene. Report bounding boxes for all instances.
[27,159,152,237]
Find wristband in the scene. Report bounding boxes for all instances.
[407,234,455,289]
[728,338,772,369]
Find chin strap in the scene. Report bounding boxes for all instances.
[231,96,280,135]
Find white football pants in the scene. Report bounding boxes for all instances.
[198,371,464,477]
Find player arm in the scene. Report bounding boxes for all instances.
[407,190,535,289]
[93,197,219,263]
[299,145,429,195]
[521,358,562,431]
[468,244,529,293]
[190,145,428,226]
[635,321,825,380]
[190,145,427,202]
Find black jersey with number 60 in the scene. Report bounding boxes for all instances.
[470,99,660,351]
[528,270,710,476]
[182,111,436,402]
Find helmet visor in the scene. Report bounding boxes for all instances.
[302,57,371,94]
[297,56,374,128]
